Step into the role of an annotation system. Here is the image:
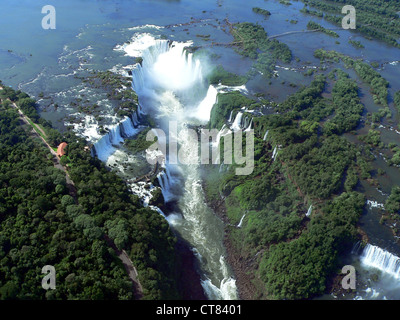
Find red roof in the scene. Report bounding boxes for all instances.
[57,142,68,157]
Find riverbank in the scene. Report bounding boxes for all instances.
[202,175,373,301]
[174,236,208,300]
[202,184,262,300]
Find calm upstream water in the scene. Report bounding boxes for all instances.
[1,0,400,300]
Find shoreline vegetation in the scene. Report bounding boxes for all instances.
[229,22,292,78]
[299,0,400,48]
[348,39,365,49]
[307,21,339,38]
[252,7,272,18]
[314,49,390,108]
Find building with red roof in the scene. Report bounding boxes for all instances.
[57,142,68,158]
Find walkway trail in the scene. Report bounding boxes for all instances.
[0,86,144,299]
[206,19,373,47]
[104,235,144,300]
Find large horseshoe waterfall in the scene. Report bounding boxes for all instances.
[93,34,238,300]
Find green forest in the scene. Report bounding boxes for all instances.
[230,22,292,78]
[0,83,180,300]
[314,49,389,107]
[300,0,400,47]
[204,66,376,299]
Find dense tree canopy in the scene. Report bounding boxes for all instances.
[0,86,180,300]
[204,66,374,299]
[231,22,292,78]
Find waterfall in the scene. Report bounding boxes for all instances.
[92,113,141,162]
[231,112,243,132]
[272,146,278,161]
[242,115,252,131]
[237,214,246,228]
[91,132,115,161]
[263,130,269,141]
[192,85,218,122]
[156,165,177,203]
[228,110,234,123]
[92,122,123,161]
[121,114,139,137]
[361,244,400,279]
[306,205,312,217]
[131,38,170,94]
[131,111,140,127]
[200,256,237,300]
[120,33,238,300]
[131,38,203,96]
[245,118,253,132]
[132,65,145,93]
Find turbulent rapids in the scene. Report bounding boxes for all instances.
[93,33,238,300]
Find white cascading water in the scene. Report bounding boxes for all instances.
[124,33,238,300]
[263,129,269,141]
[228,110,234,123]
[157,164,179,203]
[92,114,141,161]
[191,85,219,122]
[231,112,243,132]
[272,146,278,161]
[306,205,313,217]
[237,214,246,228]
[229,112,253,133]
[245,118,253,132]
[361,244,400,279]
[201,256,238,300]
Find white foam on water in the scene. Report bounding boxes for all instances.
[129,181,155,207]
[165,213,183,226]
[200,256,238,300]
[216,84,248,94]
[151,42,202,92]
[127,24,165,31]
[115,33,159,58]
[367,200,385,209]
[66,114,102,142]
